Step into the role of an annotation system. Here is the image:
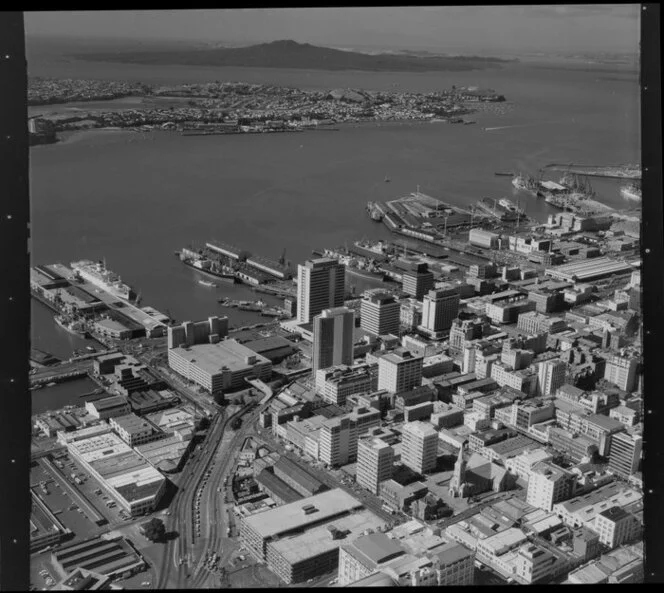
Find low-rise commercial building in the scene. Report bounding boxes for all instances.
[109,413,163,447]
[84,396,131,421]
[66,431,166,516]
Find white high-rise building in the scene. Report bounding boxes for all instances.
[537,359,567,397]
[604,355,639,392]
[419,288,460,337]
[401,421,438,474]
[377,349,423,395]
[356,437,394,494]
[318,415,358,467]
[297,258,345,324]
[312,307,354,375]
[526,461,576,511]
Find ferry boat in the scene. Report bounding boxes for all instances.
[54,315,89,338]
[198,280,217,288]
[620,183,642,202]
[70,260,135,301]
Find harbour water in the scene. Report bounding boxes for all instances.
[28,57,640,357]
[31,376,101,415]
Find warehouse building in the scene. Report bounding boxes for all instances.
[66,432,166,517]
[272,456,327,497]
[545,257,633,283]
[30,492,69,553]
[51,536,146,579]
[265,507,387,584]
[85,396,131,421]
[255,468,304,505]
[168,338,272,395]
[239,488,365,562]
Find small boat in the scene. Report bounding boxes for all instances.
[198,280,217,288]
[85,346,96,353]
[494,172,514,177]
[46,382,56,387]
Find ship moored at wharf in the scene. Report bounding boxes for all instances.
[70,259,136,302]
[54,315,90,338]
[178,247,238,283]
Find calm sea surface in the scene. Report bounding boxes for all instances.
[28,57,640,358]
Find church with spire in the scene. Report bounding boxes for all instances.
[448,442,515,498]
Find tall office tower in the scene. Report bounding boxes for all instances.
[377,349,423,395]
[607,431,642,478]
[360,292,401,336]
[356,437,394,494]
[318,415,358,467]
[537,359,567,397]
[419,287,460,337]
[312,307,354,375]
[401,263,434,300]
[604,355,639,392]
[297,258,345,324]
[401,421,438,474]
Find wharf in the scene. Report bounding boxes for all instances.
[542,163,641,180]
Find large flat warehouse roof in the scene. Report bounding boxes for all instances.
[242,488,363,539]
[169,339,271,375]
[545,257,632,281]
[268,509,386,565]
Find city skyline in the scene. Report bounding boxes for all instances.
[17,5,651,590]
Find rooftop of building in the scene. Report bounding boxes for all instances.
[110,413,156,435]
[53,536,144,576]
[402,420,438,437]
[273,456,325,493]
[598,506,630,522]
[268,508,385,564]
[135,435,190,470]
[530,461,572,482]
[241,488,363,539]
[479,527,528,555]
[87,395,129,411]
[169,338,271,374]
[345,532,405,567]
[256,468,303,504]
[556,482,641,515]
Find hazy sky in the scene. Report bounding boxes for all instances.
[25,6,641,54]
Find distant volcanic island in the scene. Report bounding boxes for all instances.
[70,39,516,72]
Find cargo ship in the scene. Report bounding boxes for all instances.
[70,260,135,301]
[179,250,238,284]
[54,315,89,338]
[620,183,642,202]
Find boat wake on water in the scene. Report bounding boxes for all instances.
[483,121,562,132]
